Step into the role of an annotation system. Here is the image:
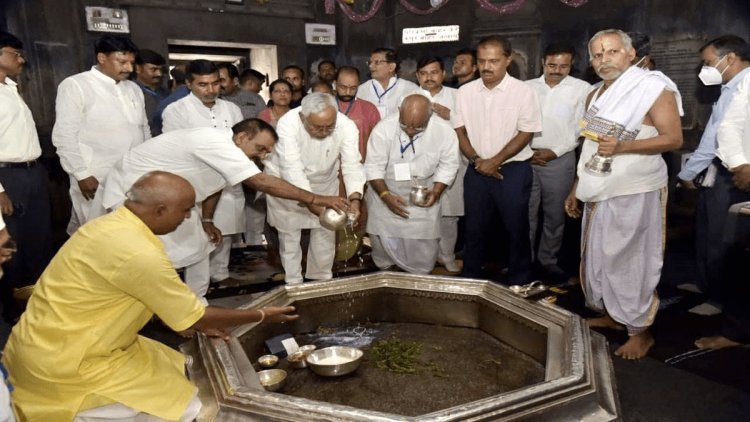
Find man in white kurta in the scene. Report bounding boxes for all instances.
[566,30,683,360]
[266,93,365,285]
[357,47,420,119]
[365,94,459,274]
[416,57,465,273]
[162,59,244,286]
[52,36,149,234]
[525,45,591,278]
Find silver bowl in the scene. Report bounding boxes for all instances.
[319,208,347,230]
[306,346,363,377]
[257,354,279,368]
[299,344,317,355]
[257,369,287,391]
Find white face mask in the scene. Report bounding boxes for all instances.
[699,55,728,86]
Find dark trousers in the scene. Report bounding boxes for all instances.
[0,164,53,322]
[461,161,532,284]
[695,164,750,303]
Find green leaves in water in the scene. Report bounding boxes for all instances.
[369,337,447,377]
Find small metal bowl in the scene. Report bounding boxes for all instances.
[410,185,430,207]
[299,344,317,355]
[257,369,287,392]
[287,350,308,369]
[306,346,363,377]
[258,354,279,368]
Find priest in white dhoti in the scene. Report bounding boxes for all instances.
[416,57,465,273]
[265,93,365,285]
[564,29,683,360]
[161,59,244,287]
[94,119,349,300]
[52,36,150,234]
[365,94,459,274]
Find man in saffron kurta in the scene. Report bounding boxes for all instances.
[3,171,298,421]
[3,201,205,421]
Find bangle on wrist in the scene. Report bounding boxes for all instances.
[350,197,362,202]
[379,190,391,198]
[201,218,213,223]
[258,308,265,323]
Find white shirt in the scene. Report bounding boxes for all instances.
[419,86,465,216]
[717,71,750,169]
[454,76,542,163]
[357,76,420,119]
[525,75,591,157]
[52,66,149,181]
[265,108,365,230]
[100,128,259,267]
[162,93,242,134]
[161,94,244,233]
[0,77,42,192]
[365,114,459,239]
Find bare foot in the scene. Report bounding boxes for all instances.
[587,314,625,330]
[695,336,741,350]
[615,331,655,360]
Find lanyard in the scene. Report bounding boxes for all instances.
[338,99,355,116]
[399,132,420,158]
[372,78,399,103]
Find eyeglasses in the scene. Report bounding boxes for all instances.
[399,122,427,133]
[367,59,390,66]
[1,49,24,59]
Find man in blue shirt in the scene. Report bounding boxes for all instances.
[134,49,170,136]
[678,35,750,310]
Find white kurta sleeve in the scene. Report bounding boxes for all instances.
[275,116,312,191]
[433,123,460,186]
[229,103,243,126]
[364,121,391,181]
[51,78,92,180]
[161,102,186,134]
[338,117,365,196]
[717,75,750,168]
[135,88,151,141]
[195,133,260,186]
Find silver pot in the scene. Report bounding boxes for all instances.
[584,153,613,176]
[410,185,430,207]
[319,208,347,230]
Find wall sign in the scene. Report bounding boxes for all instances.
[402,25,460,44]
[305,24,336,45]
[85,6,130,33]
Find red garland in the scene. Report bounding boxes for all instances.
[325,0,590,21]
[398,0,451,15]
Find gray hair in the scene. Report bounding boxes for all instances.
[588,29,633,61]
[300,92,337,117]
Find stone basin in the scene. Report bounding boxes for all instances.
[181,272,620,421]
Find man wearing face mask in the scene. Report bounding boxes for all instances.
[265,93,364,285]
[677,36,750,314]
[564,29,683,360]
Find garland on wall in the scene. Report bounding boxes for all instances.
[325,0,590,21]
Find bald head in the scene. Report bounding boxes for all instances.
[125,171,196,235]
[399,94,432,138]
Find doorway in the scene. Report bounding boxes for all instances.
[167,39,278,101]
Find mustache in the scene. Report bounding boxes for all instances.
[481,71,494,75]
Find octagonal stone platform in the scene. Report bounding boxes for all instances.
[181,272,620,421]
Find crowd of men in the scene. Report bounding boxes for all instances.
[1,26,749,419]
